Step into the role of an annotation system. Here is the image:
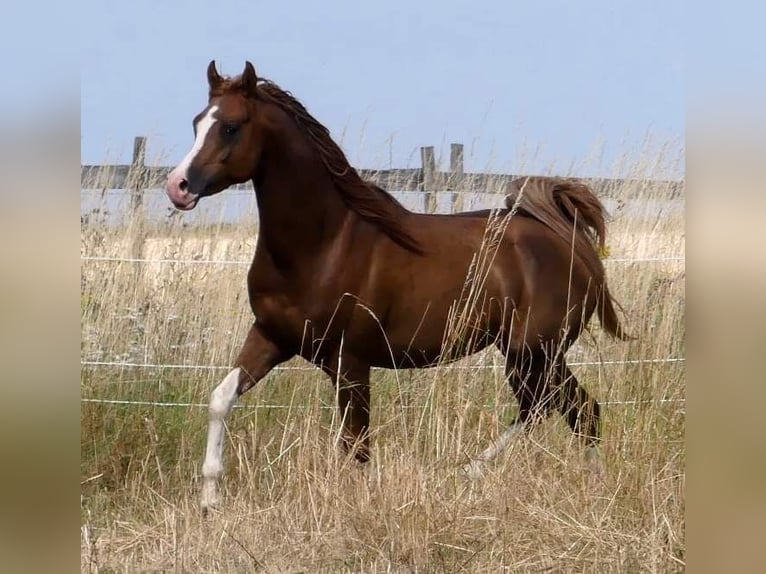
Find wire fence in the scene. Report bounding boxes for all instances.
[81,254,685,266]
[81,185,685,226]
[81,238,685,411]
[81,397,685,409]
[81,357,685,372]
[81,357,685,409]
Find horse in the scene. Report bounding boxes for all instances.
[165,61,629,513]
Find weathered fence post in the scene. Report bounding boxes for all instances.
[131,136,147,218]
[420,146,437,213]
[449,143,464,213]
[130,136,147,267]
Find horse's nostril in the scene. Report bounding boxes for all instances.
[179,178,189,192]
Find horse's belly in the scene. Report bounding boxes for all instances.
[362,296,505,369]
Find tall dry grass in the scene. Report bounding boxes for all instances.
[81,143,684,572]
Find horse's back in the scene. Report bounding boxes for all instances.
[349,211,524,364]
[407,211,600,345]
[326,209,601,366]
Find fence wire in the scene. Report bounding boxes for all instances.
[81,397,685,409]
[81,254,684,266]
[81,239,685,412]
[81,357,685,409]
[81,357,684,372]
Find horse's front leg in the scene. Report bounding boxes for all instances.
[322,355,372,462]
[201,322,291,515]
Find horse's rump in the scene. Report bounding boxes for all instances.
[504,176,630,340]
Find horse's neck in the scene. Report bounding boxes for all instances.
[253,140,351,268]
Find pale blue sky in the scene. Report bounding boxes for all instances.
[79,1,685,177]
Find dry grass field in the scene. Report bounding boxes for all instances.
[80,153,685,572]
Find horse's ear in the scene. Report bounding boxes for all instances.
[241,61,258,94]
[207,60,223,90]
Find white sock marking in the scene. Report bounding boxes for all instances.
[477,422,525,462]
[201,367,239,511]
[462,422,525,479]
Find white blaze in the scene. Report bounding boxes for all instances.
[176,105,219,176]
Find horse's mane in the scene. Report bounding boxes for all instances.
[213,76,422,255]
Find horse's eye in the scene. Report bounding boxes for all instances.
[223,124,239,136]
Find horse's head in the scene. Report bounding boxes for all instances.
[166,61,267,211]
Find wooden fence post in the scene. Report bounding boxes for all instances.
[131,136,147,217]
[420,146,437,213]
[449,143,464,213]
[130,136,147,264]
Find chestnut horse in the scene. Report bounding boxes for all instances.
[165,61,629,513]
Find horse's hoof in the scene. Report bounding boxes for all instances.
[460,460,485,480]
[200,498,220,517]
[200,480,221,516]
[585,446,606,477]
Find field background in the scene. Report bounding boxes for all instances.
[80,144,685,572]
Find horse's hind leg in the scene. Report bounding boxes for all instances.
[463,348,554,478]
[555,360,604,470]
[200,323,290,514]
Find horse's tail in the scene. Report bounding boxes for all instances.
[505,176,632,341]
